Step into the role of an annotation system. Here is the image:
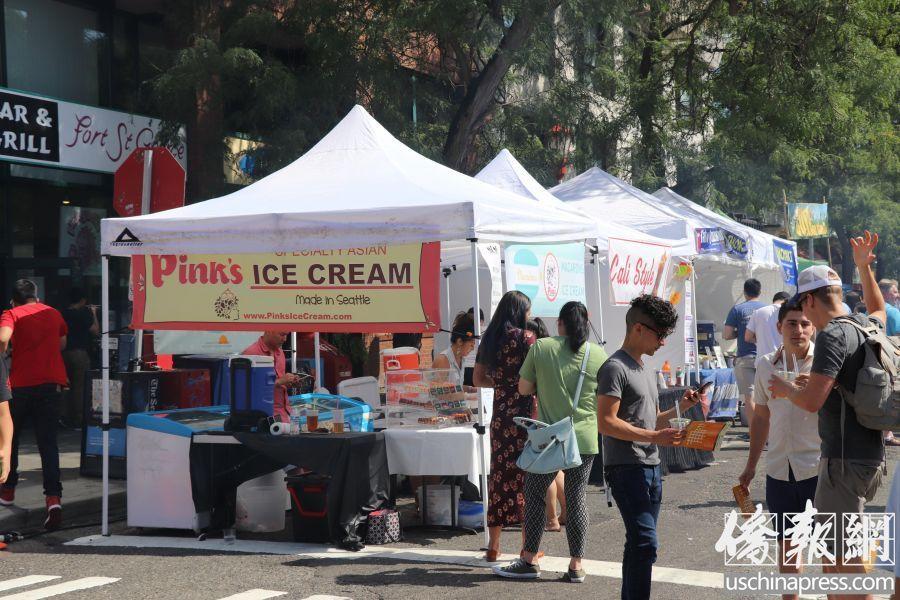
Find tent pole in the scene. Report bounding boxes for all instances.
[132,150,153,371]
[470,240,489,548]
[290,333,297,374]
[314,332,322,390]
[101,255,110,536]
[591,245,606,345]
[691,264,701,383]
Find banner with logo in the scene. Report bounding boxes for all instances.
[787,203,829,238]
[695,227,749,260]
[131,243,441,332]
[0,86,186,173]
[607,237,672,306]
[504,243,586,317]
[695,227,725,254]
[773,239,799,287]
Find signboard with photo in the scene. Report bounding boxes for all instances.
[504,242,586,317]
[787,203,829,239]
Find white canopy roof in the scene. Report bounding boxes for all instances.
[475,150,665,253]
[652,187,795,268]
[100,106,597,256]
[550,167,695,256]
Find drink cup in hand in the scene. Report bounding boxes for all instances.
[669,417,691,431]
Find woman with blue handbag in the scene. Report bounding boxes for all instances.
[492,301,608,582]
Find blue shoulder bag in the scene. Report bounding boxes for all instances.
[514,343,591,474]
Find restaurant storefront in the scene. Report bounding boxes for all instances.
[0,0,177,325]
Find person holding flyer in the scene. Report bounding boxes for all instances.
[597,294,700,600]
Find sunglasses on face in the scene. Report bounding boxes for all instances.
[639,321,671,341]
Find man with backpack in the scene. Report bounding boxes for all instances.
[770,231,895,596]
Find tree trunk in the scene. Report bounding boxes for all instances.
[442,1,562,171]
[185,2,225,202]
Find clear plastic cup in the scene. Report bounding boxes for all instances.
[332,409,345,433]
[669,417,691,430]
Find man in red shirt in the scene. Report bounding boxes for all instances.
[0,280,68,530]
[242,331,298,423]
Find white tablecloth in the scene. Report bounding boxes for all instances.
[383,426,489,487]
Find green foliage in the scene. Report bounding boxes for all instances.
[145,0,898,270]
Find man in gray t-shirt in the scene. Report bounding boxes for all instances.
[597,295,700,600]
[769,231,888,577]
[599,349,662,467]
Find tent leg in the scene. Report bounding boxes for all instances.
[470,241,489,548]
[691,266,701,383]
[290,333,297,374]
[101,255,110,536]
[592,246,606,345]
[445,272,452,331]
[313,332,322,390]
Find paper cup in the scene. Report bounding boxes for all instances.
[669,417,691,431]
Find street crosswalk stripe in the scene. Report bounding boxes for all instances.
[0,578,61,593]
[215,591,287,600]
[0,577,119,600]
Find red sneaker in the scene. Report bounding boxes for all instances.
[44,496,62,530]
[0,487,14,506]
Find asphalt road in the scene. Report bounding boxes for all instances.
[1,429,897,600]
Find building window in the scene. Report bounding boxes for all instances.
[4,0,107,105]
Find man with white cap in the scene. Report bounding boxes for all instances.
[769,231,887,597]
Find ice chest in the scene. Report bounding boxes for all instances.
[288,393,373,432]
[230,356,276,417]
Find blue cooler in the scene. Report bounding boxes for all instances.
[227,356,276,431]
[288,393,373,432]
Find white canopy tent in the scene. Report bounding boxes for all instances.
[469,150,686,370]
[551,167,795,359]
[98,106,597,542]
[551,167,694,256]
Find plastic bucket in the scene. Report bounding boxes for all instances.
[235,471,287,533]
[457,500,484,530]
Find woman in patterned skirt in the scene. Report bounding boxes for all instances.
[473,291,535,562]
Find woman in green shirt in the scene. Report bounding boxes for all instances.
[493,301,608,582]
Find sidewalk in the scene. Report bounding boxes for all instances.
[0,428,126,532]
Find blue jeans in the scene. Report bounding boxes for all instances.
[606,464,662,600]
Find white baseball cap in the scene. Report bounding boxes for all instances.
[792,265,843,300]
